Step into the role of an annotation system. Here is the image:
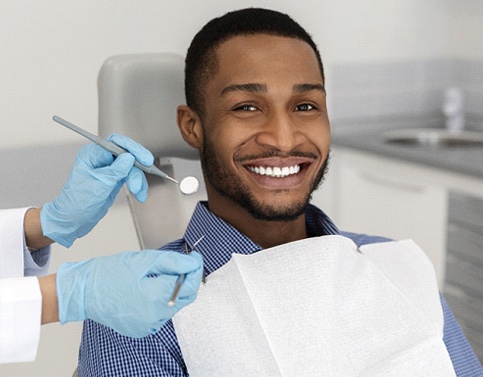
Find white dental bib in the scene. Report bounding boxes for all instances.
[173,235,455,376]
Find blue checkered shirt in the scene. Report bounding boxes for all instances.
[78,202,483,376]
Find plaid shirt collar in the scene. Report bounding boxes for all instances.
[183,201,340,276]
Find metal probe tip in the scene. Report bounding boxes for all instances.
[166,176,180,185]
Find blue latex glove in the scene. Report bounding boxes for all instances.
[41,134,154,247]
[56,250,203,338]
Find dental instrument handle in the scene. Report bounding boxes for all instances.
[53,115,179,184]
[168,235,205,307]
[168,274,186,307]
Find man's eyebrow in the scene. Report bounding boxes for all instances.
[293,83,326,93]
[220,83,267,97]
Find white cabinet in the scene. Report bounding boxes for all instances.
[444,192,483,362]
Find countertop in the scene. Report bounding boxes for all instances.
[331,119,483,180]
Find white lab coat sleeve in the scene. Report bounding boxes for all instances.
[0,208,51,278]
[0,208,52,363]
[0,277,41,363]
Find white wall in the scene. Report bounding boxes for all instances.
[0,0,462,150]
[1,1,481,375]
[449,0,483,59]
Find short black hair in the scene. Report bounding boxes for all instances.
[184,8,324,117]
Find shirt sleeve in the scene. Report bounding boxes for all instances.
[23,245,51,277]
[440,295,483,376]
[79,239,190,376]
[79,319,187,376]
[0,276,42,364]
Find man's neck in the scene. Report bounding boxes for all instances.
[244,217,308,249]
[207,200,308,249]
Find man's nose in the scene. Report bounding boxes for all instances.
[254,112,305,152]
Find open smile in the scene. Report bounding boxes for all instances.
[242,156,315,187]
[247,164,301,178]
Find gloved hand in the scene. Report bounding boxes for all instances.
[56,249,203,338]
[41,134,154,247]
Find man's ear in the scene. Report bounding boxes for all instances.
[177,105,203,150]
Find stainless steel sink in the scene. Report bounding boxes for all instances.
[383,129,483,148]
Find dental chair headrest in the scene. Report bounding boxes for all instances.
[98,53,199,160]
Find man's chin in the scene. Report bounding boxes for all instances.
[244,201,308,222]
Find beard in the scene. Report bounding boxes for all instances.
[200,137,330,222]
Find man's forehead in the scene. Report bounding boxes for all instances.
[214,34,320,70]
[211,41,322,90]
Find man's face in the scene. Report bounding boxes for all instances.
[199,34,330,221]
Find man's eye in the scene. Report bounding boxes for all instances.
[295,103,315,111]
[234,104,258,112]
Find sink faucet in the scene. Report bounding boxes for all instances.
[443,87,465,133]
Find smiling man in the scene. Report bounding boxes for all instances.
[177,32,330,249]
[77,8,482,376]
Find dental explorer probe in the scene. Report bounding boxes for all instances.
[52,115,199,195]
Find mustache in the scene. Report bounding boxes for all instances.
[235,149,318,163]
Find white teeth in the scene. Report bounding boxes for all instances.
[248,164,301,178]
